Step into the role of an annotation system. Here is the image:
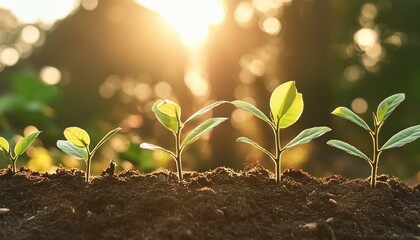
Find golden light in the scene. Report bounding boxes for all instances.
[354,28,378,50]
[21,25,41,44]
[40,66,61,85]
[0,47,20,66]
[136,0,226,46]
[0,0,78,25]
[351,98,368,114]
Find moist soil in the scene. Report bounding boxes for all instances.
[0,165,419,240]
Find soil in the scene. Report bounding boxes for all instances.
[0,164,419,240]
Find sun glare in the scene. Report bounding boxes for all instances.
[136,0,225,46]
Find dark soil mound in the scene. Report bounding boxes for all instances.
[0,165,419,240]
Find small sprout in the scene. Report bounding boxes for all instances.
[0,131,41,173]
[56,127,121,182]
[140,100,228,181]
[231,81,331,183]
[327,93,420,188]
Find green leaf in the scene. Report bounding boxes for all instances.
[283,127,331,150]
[381,125,420,150]
[184,101,228,125]
[14,131,41,156]
[181,117,227,148]
[376,93,405,124]
[270,81,298,126]
[64,127,90,148]
[278,93,304,128]
[230,100,271,125]
[140,142,175,158]
[331,107,371,131]
[57,140,88,160]
[152,100,180,133]
[236,136,274,159]
[327,139,370,162]
[0,137,9,153]
[91,127,121,154]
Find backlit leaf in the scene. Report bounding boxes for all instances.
[152,100,180,133]
[140,142,175,158]
[376,93,405,124]
[283,127,331,150]
[270,81,298,126]
[0,137,9,153]
[184,101,228,125]
[64,127,90,148]
[327,140,370,162]
[236,137,274,160]
[381,125,420,150]
[14,131,41,156]
[230,100,271,125]
[331,107,371,131]
[91,127,121,154]
[57,140,88,160]
[278,93,304,128]
[181,118,227,148]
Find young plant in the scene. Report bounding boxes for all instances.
[0,131,41,173]
[140,100,227,181]
[327,93,420,188]
[231,81,331,183]
[56,127,121,182]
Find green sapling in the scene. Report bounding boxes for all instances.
[57,127,121,182]
[0,131,42,173]
[140,100,227,181]
[328,93,420,188]
[231,81,331,183]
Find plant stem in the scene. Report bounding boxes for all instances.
[370,123,383,188]
[86,153,92,183]
[174,131,183,182]
[12,159,17,174]
[273,127,282,183]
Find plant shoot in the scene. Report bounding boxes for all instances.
[140,100,227,181]
[327,93,420,188]
[0,131,41,173]
[231,81,331,183]
[57,127,121,182]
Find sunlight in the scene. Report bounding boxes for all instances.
[136,0,225,46]
[0,0,78,25]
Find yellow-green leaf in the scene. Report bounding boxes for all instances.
[0,137,9,153]
[376,93,405,124]
[230,100,271,126]
[236,136,274,160]
[381,125,420,150]
[278,93,304,128]
[64,127,90,148]
[152,100,181,133]
[270,81,298,127]
[14,131,41,156]
[181,118,227,148]
[332,107,371,131]
[57,140,88,160]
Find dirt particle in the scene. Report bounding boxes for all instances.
[302,222,317,230]
[0,208,10,215]
[326,217,334,223]
[328,198,337,205]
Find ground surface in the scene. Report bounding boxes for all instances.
[0,165,419,240]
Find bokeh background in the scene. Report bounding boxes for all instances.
[0,0,419,183]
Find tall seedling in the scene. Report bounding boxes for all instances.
[328,93,420,188]
[0,131,41,173]
[140,100,227,181]
[231,81,331,183]
[57,127,121,182]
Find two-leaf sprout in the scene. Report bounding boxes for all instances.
[140,100,227,181]
[0,131,42,173]
[57,127,121,182]
[231,81,331,183]
[327,93,420,188]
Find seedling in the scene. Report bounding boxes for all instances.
[231,81,331,183]
[140,100,227,181]
[0,131,41,173]
[328,93,420,188]
[57,127,121,182]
